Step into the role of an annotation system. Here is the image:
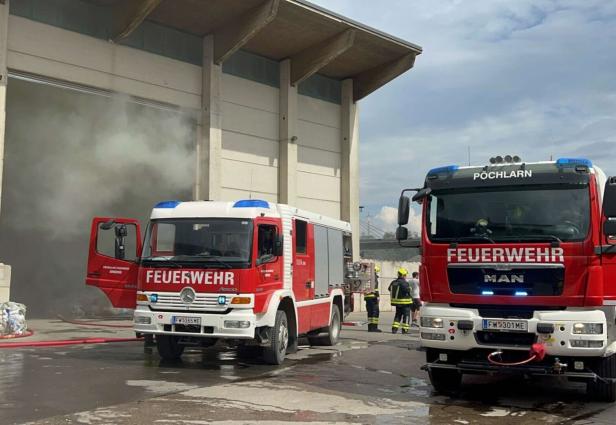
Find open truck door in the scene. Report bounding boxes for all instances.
[86,217,142,309]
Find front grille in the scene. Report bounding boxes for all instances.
[448,266,564,296]
[163,324,214,334]
[475,331,537,347]
[149,292,232,312]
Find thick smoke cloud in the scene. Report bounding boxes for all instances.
[0,79,195,317]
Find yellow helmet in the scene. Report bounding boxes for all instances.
[398,267,408,277]
[375,265,381,273]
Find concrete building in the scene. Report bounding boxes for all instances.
[0,0,421,315]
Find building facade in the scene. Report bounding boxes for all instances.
[0,0,421,315]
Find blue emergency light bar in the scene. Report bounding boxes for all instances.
[233,199,270,209]
[481,290,494,296]
[556,158,592,168]
[154,200,181,209]
[515,291,529,296]
[428,165,459,175]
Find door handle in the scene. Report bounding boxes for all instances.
[306,281,313,288]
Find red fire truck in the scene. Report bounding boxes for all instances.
[397,157,616,401]
[86,200,353,364]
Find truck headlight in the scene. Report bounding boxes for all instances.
[421,317,443,328]
[421,332,446,341]
[134,316,151,325]
[572,323,603,335]
[571,340,603,348]
[224,320,251,329]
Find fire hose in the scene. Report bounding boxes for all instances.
[487,343,546,366]
[0,336,143,349]
[0,316,140,348]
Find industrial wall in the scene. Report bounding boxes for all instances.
[0,4,350,314]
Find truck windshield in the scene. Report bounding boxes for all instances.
[141,218,253,266]
[426,184,590,243]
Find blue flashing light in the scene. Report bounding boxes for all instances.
[481,290,494,296]
[154,200,181,209]
[217,295,227,305]
[556,157,592,168]
[233,199,270,209]
[428,165,459,175]
[149,294,158,303]
[514,291,528,296]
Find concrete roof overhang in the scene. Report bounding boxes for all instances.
[99,0,422,102]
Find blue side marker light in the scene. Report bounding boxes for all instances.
[515,291,528,296]
[556,158,592,168]
[428,165,459,175]
[154,200,181,209]
[149,294,158,303]
[481,290,494,295]
[233,199,269,209]
[218,296,227,305]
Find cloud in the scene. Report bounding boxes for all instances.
[312,0,616,217]
[374,206,421,237]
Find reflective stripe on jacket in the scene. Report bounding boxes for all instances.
[389,277,412,306]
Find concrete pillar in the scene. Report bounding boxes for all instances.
[0,1,10,303]
[341,79,360,261]
[195,35,222,201]
[278,59,298,205]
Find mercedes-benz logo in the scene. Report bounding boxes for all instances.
[179,287,196,304]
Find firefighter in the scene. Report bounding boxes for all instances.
[364,265,382,332]
[389,268,413,334]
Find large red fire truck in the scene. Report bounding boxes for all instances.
[86,200,353,364]
[397,157,616,401]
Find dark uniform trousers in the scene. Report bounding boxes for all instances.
[365,293,380,326]
[390,278,412,333]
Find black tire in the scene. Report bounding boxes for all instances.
[428,368,462,395]
[263,310,289,365]
[156,335,185,361]
[308,305,341,346]
[588,354,616,402]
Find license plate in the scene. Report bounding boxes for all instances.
[482,319,528,332]
[172,316,201,325]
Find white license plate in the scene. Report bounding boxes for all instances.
[482,319,528,332]
[173,316,201,325]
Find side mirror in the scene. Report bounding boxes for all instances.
[396,226,408,241]
[273,235,284,257]
[412,187,432,203]
[114,224,127,260]
[603,220,616,244]
[604,177,616,217]
[398,196,410,225]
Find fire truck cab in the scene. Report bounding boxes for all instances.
[86,200,352,364]
[397,157,616,401]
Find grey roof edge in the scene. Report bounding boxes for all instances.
[290,0,423,54]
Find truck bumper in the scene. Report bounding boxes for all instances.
[133,306,257,339]
[422,358,615,384]
[419,304,610,357]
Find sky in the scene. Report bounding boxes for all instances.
[310,0,616,235]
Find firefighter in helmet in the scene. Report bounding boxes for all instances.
[364,264,382,332]
[389,268,413,334]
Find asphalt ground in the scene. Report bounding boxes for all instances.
[0,312,615,424]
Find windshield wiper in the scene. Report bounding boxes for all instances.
[140,257,183,268]
[173,254,233,269]
[453,235,495,244]
[497,234,562,244]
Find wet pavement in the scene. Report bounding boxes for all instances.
[1,314,615,424]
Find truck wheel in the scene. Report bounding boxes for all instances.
[263,310,289,365]
[308,305,341,346]
[588,354,616,402]
[428,368,462,395]
[156,335,185,361]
